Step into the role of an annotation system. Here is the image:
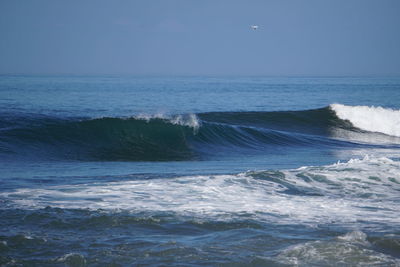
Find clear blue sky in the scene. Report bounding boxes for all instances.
[1,0,399,75]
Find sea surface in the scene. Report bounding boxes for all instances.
[1,75,400,266]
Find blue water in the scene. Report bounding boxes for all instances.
[1,75,400,266]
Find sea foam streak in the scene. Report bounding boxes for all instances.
[2,156,400,228]
[277,231,400,266]
[331,104,400,137]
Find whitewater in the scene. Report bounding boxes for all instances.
[1,76,400,266]
[331,103,400,138]
[3,155,400,228]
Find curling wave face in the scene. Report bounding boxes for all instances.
[0,104,399,161]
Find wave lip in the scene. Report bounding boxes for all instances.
[330,104,400,138]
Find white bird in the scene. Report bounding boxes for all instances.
[251,25,259,30]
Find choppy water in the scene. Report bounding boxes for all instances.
[1,76,400,266]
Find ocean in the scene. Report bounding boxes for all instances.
[1,75,400,266]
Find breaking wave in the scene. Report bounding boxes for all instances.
[0,104,399,161]
[331,104,400,138]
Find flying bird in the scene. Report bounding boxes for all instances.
[250,25,259,30]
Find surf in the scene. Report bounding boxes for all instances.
[0,104,399,161]
[2,155,400,228]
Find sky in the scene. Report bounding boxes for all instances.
[0,0,400,76]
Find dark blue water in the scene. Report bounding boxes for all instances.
[1,75,400,266]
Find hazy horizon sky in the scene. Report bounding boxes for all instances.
[1,0,400,76]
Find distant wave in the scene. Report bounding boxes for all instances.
[0,105,399,161]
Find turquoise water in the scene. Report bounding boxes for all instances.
[1,76,400,266]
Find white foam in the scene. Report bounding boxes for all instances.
[276,231,399,266]
[330,104,400,137]
[336,231,369,245]
[2,156,400,227]
[56,253,86,266]
[170,114,200,130]
[135,113,200,130]
[135,112,168,121]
